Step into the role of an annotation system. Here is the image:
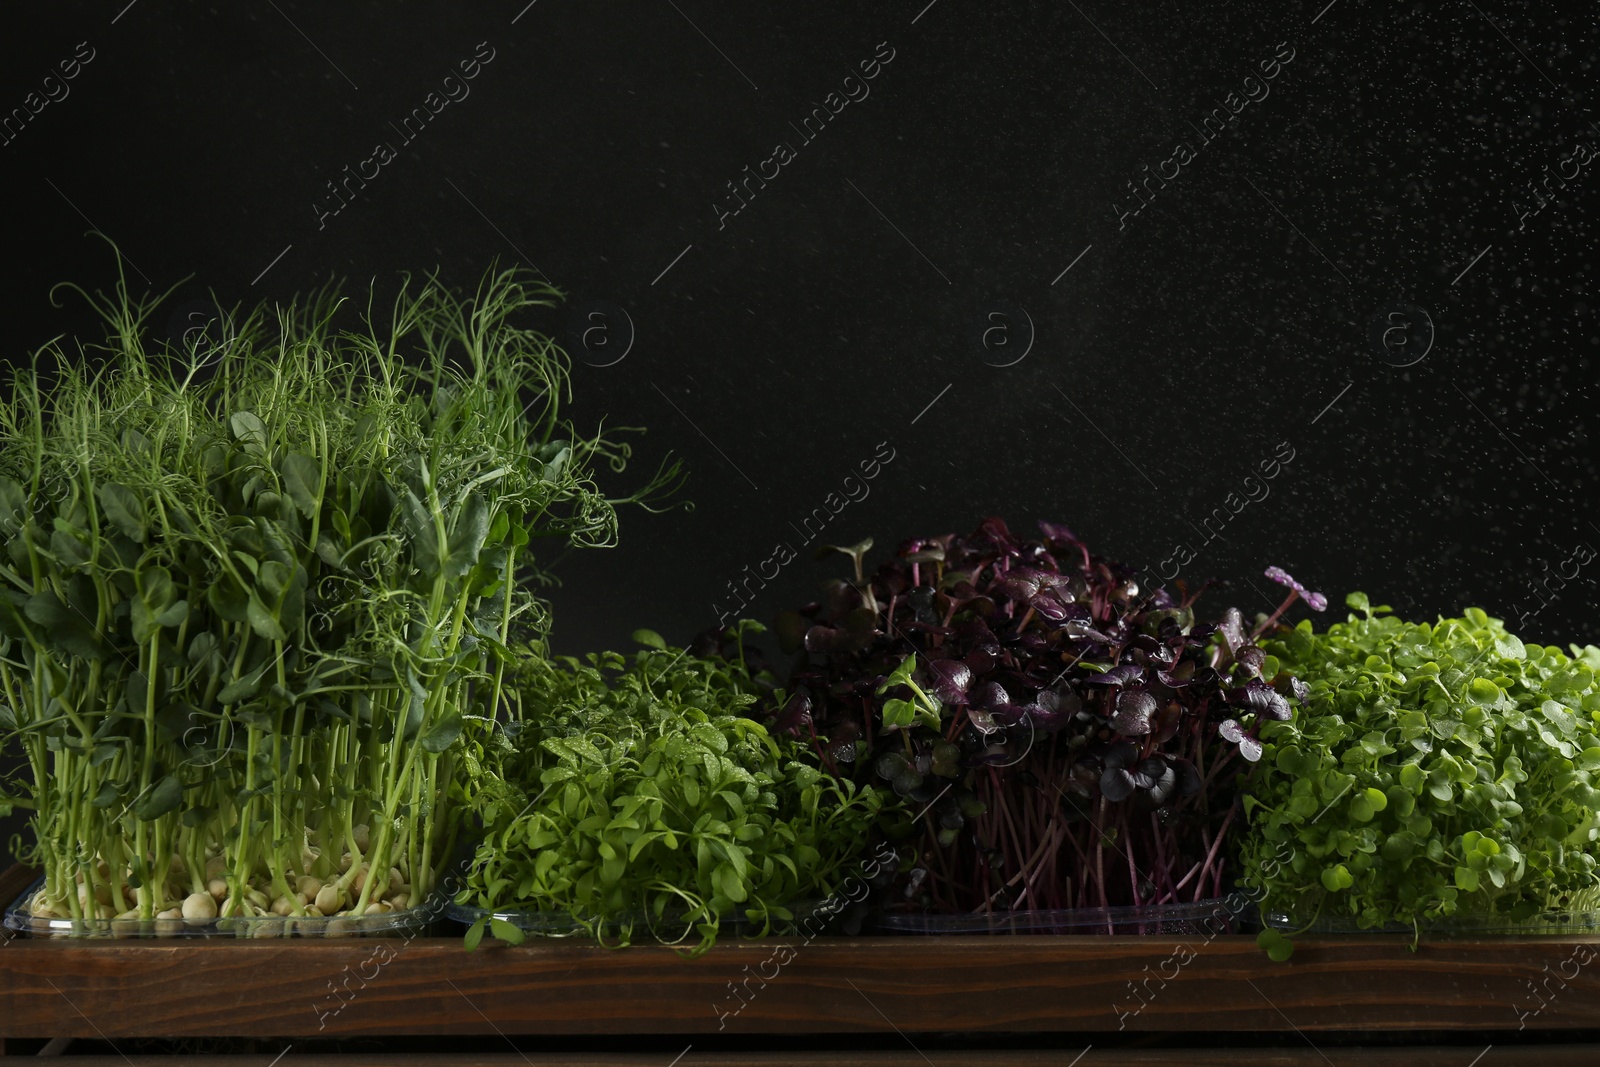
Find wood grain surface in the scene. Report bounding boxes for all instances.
[20,1052,1600,1067]
[3,865,1597,1040]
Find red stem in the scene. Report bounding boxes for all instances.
[1125,810,1142,907]
[1252,589,1302,641]
[806,723,838,778]
[1094,797,1108,908]
[1169,858,1207,897]
[993,770,1027,900]
[1191,802,1239,903]
[1201,743,1238,796]
[1149,813,1170,903]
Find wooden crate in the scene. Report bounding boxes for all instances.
[4,863,1598,1063]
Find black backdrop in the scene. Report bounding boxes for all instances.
[2,1,1597,848]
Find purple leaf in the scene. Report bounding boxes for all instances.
[993,575,1041,602]
[1150,701,1184,743]
[1112,688,1157,735]
[1037,688,1075,714]
[925,659,973,703]
[1102,740,1139,770]
[1100,766,1137,802]
[947,578,979,602]
[1026,689,1080,732]
[829,734,860,763]
[975,516,1020,553]
[1157,660,1196,687]
[906,585,939,624]
[1015,632,1048,656]
[973,680,1011,710]
[771,689,813,734]
[1138,757,1177,804]
[964,595,999,619]
[1037,520,1079,543]
[900,544,946,564]
[1226,680,1292,721]
[1031,569,1072,593]
[1142,642,1177,669]
[989,702,1029,728]
[1024,703,1069,732]
[1235,645,1267,678]
[1136,756,1168,780]
[962,647,997,675]
[801,624,835,653]
[1217,607,1247,654]
[803,622,874,654]
[821,578,864,618]
[955,618,1001,652]
[1086,664,1144,687]
[1218,719,1264,761]
[1264,565,1328,612]
[1062,624,1113,645]
[1029,589,1074,622]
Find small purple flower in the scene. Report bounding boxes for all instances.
[1264,565,1327,611]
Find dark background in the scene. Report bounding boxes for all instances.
[3,1,1597,848]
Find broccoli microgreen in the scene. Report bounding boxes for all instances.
[1239,593,1600,957]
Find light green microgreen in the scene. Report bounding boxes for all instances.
[459,628,884,957]
[1239,592,1600,956]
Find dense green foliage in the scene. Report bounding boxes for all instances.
[1240,593,1600,953]
[457,625,887,956]
[0,257,675,928]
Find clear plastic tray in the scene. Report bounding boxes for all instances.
[445,897,831,940]
[4,875,447,939]
[1262,907,1600,936]
[870,898,1242,936]
[870,895,1241,940]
